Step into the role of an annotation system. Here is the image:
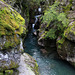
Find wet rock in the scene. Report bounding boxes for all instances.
[40,49,48,55]
[33,31,37,36]
[38,38,45,47]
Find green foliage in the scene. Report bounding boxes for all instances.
[41,2,59,25]
[5,70,13,75]
[64,21,75,40]
[62,0,73,12]
[41,1,69,39]
[57,37,65,44]
[57,13,69,28]
[0,72,3,75]
[63,4,72,12]
[45,29,57,39]
[26,0,45,6]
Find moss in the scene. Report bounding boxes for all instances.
[58,44,62,49]
[0,1,26,37]
[0,0,27,50]
[3,41,14,49]
[64,21,75,40]
[70,0,73,4]
[14,35,20,45]
[57,36,65,49]
[0,0,4,2]
[62,0,73,13]
[1,34,20,50]
[9,60,19,69]
[0,61,19,71]
[33,62,39,75]
[19,26,24,35]
[0,72,3,75]
[57,37,65,44]
[63,4,72,12]
[5,70,13,75]
[24,53,39,75]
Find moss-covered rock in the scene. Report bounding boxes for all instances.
[64,21,75,42]
[0,72,3,75]
[0,1,26,37]
[57,37,75,67]
[5,70,13,75]
[0,0,27,50]
[18,53,39,75]
[0,51,20,71]
[0,0,27,73]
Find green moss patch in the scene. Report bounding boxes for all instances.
[0,72,3,75]
[0,0,26,37]
[64,21,75,40]
[0,0,27,50]
[5,70,13,75]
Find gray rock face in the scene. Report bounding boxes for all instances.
[0,49,21,71]
[0,37,24,71]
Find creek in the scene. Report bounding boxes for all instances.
[24,14,75,75]
[24,31,75,75]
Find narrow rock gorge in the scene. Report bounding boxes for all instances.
[0,0,75,75]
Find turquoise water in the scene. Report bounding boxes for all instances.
[24,30,75,75]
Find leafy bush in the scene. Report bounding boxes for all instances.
[41,1,69,39]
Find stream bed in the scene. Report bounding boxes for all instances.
[24,30,75,75]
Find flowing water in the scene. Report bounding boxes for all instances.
[24,13,75,75]
[24,29,75,75]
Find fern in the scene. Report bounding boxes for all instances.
[45,28,57,39]
[41,1,69,39]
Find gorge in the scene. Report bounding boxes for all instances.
[0,0,75,75]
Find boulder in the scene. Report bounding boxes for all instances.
[17,53,39,75]
[58,21,75,66]
[0,0,26,73]
[57,36,75,67]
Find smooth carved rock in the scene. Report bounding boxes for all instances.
[18,53,39,75]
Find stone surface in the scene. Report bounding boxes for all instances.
[0,0,26,73]
[0,41,23,71]
[57,37,75,67]
[37,0,75,67]
[64,21,75,42]
[57,21,75,67]
[17,53,39,75]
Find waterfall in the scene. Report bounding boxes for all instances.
[35,17,38,24]
[38,8,41,12]
[32,24,35,28]
[20,38,23,50]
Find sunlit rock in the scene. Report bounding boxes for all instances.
[18,53,39,75]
